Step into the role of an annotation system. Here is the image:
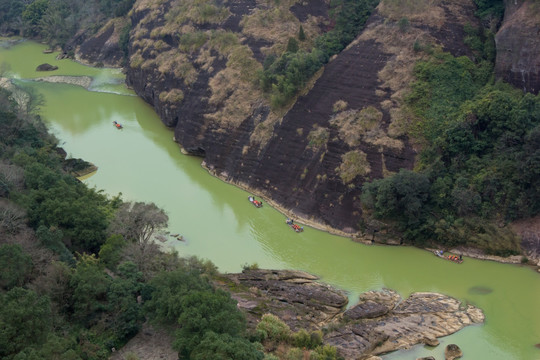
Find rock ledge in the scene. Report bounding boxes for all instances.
[222,269,484,359]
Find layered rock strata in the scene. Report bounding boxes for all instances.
[222,269,484,359]
[121,0,481,235]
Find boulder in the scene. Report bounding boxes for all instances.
[417,357,436,360]
[344,289,400,320]
[35,63,58,71]
[445,343,463,360]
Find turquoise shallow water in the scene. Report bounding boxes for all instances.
[1,40,539,360]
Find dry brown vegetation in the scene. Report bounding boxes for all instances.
[330,106,380,147]
[165,0,230,25]
[240,2,323,56]
[306,125,329,150]
[206,67,261,129]
[378,0,445,26]
[332,99,348,113]
[336,150,370,184]
[159,88,184,107]
[331,106,404,150]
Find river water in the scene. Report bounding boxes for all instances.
[1,40,539,360]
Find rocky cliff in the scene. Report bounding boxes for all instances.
[113,0,481,235]
[221,269,484,359]
[70,0,540,237]
[495,0,540,94]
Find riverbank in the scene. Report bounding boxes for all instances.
[201,159,361,239]
[201,159,540,272]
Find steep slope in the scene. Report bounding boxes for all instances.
[124,0,482,235]
[495,0,540,94]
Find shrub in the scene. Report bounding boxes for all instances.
[332,100,348,113]
[398,17,409,32]
[0,244,33,290]
[337,150,370,184]
[256,313,291,342]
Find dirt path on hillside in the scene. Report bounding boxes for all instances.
[109,323,177,360]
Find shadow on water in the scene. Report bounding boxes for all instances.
[468,286,493,295]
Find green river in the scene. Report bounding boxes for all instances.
[1,40,539,360]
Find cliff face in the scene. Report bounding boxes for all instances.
[70,18,129,67]
[495,0,540,94]
[122,0,481,234]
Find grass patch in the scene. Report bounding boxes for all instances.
[165,0,230,25]
[332,99,348,113]
[330,106,382,147]
[336,150,370,184]
[159,89,184,106]
[307,125,329,150]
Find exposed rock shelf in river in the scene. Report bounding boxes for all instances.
[34,75,93,89]
[221,269,484,359]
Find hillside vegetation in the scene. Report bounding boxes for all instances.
[0,0,134,48]
[361,39,540,255]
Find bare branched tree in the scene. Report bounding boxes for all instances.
[0,199,26,236]
[0,163,25,197]
[109,201,168,251]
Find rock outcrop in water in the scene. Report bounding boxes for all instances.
[36,63,58,71]
[221,269,484,359]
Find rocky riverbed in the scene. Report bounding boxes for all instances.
[220,269,484,359]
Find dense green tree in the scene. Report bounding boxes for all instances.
[144,269,213,325]
[473,0,505,23]
[174,289,246,358]
[286,37,299,53]
[190,332,264,360]
[0,287,52,358]
[298,25,306,41]
[69,254,111,326]
[20,161,109,253]
[0,243,33,290]
[36,225,74,264]
[362,169,431,226]
[98,234,126,270]
[107,262,144,343]
[22,0,49,37]
[0,0,25,35]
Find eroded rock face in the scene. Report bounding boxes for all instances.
[224,269,348,331]
[119,0,480,236]
[326,292,483,358]
[69,18,127,67]
[222,270,484,359]
[495,0,540,94]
